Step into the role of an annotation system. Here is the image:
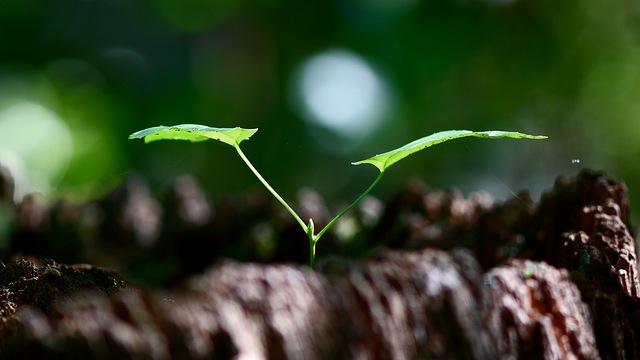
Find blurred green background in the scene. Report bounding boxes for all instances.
[1,0,639,221]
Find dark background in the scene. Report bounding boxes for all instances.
[1,0,638,222]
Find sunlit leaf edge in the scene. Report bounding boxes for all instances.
[352,130,548,172]
[128,124,258,147]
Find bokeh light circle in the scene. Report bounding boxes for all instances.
[294,49,390,141]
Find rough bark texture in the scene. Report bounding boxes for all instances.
[535,172,640,360]
[485,259,598,360]
[0,169,637,359]
[0,252,603,360]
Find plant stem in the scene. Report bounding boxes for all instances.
[234,146,308,232]
[236,144,385,269]
[307,219,316,268]
[313,171,385,243]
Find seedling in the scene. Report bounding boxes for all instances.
[129,124,546,267]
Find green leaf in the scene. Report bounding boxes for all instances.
[352,130,548,172]
[128,124,258,147]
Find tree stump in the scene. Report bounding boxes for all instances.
[0,170,636,359]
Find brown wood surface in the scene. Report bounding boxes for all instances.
[0,170,636,359]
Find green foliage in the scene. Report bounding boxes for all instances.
[130,124,546,268]
[128,124,257,147]
[4,0,640,226]
[353,130,548,172]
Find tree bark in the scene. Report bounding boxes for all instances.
[0,170,636,359]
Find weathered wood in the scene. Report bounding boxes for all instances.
[0,249,603,359]
[485,260,599,359]
[0,170,637,359]
[534,172,640,360]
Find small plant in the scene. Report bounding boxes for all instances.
[129,124,546,267]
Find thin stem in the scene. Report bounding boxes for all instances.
[307,219,316,268]
[235,144,384,269]
[235,145,308,232]
[313,171,385,242]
